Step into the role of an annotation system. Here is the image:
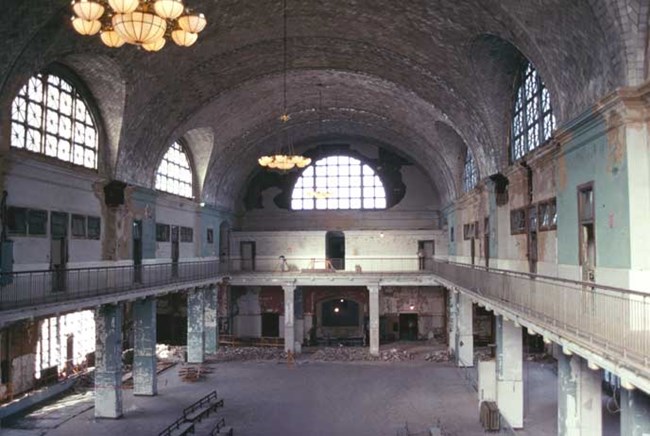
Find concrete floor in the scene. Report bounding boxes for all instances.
[2,356,623,436]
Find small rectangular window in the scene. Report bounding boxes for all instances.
[578,186,594,223]
[156,223,170,242]
[180,226,193,243]
[51,212,68,238]
[87,216,101,239]
[207,228,214,244]
[71,214,86,238]
[450,226,455,242]
[510,208,527,234]
[538,198,557,231]
[27,209,48,236]
[8,207,27,235]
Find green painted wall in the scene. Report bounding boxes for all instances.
[556,111,630,268]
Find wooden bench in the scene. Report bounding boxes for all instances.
[210,417,234,436]
[158,415,195,436]
[183,390,224,423]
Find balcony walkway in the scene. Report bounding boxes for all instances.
[0,256,648,392]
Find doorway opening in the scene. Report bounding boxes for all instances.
[171,225,179,278]
[417,240,434,270]
[240,241,256,271]
[528,205,538,274]
[578,184,596,282]
[326,231,345,270]
[399,314,418,340]
[219,221,231,266]
[484,217,490,268]
[132,220,142,283]
[261,313,279,337]
[51,212,68,292]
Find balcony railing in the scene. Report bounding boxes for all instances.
[430,260,650,372]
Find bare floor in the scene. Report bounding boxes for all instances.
[2,356,623,436]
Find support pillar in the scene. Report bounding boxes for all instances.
[204,286,218,354]
[133,297,157,396]
[496,316,523,428]
[557,353,602,436]
[293,287,303,354]
[448,290,457,358]
[457,293,474,367]
[95,304,123,419]
[187,288,205,363]
[621,388,650,436]
[368,285,380,357]
[283,285,295,353]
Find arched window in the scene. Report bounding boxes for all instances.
[463,150,478,192]
[511,61,556,161]
[155,141,193,198]
[291,156,386,210]
[11,73,98,169]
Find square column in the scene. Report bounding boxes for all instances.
[457,293,474,367]
[368,285,380,357]
[283,285,295,353]
[621,388,650,436]
[133,297,157,396]
[95,304,123,419]
[187,288,205,363]
[448,290,457,358]
[558,354,602,436]
[496,316,523,428]
[204,286,218,354]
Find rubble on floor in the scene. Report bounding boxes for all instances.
[210,346,288,362]
[157,344,187,362]
[424,350,450,362]
[310,347,414,362]
[178,364,213,382]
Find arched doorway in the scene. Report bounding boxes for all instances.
[318,298,362,345]
[326,231,345,270]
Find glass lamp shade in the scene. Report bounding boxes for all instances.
[258,156,273,167]
[71,0,105,21]
[71,17,101,35]
[142,37,166,52]
[154,0,185,19]
[293,156,311,168]
[100,29,126,47]
[112,12,167,45]
[177,13,207,33]
[171,29,198,47]
[108,0,139,13]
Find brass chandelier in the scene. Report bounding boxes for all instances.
[70,0,207,52]
[258,0,311,171]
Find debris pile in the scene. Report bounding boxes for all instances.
[424,350,450,362]
[178,364,213,382]
[379,348,414,362]
[310,347,413,362]
[157,344,186,362]
[211,346,287,362]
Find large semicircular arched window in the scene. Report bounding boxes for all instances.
[155,140,194,198]
[511,61,557,161]
[291,155,386,210]
[11,73,99,169]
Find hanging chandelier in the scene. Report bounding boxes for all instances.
[258,0,311,171]
[70,0,207,52]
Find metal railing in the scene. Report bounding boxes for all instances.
[0,256,429,313]
[0,260,221,312]
[430,260,650,371]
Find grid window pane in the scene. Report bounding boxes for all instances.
[10,73,98,169]
[511,61,556,161]
[155,141,194,198]
[463,150,479,192]
[291,155,387,210]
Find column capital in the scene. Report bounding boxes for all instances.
[282,284,297,292]
[367,284,381,293]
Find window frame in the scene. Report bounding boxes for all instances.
[510,207,527,235]
[155,139,195,199]
[463,150,478,192]
[10,65,102,170]
[180,226,194,243]
[538,198,557,231]
[510,61,556,162]
[156,223,171,242]
[290,155,387,211]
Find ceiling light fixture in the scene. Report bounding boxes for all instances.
[258,0,311,171]
[70,0,207,51]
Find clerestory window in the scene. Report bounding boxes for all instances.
[291,155,386,210]
[511,61,556,161]
[11,73,98,169]
[155,140,194,198]
[463,150,478,192]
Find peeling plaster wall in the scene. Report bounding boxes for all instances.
[0,321,38,401]
[380,286,446,340]
[154,194,200,261]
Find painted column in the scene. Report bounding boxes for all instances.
[368,285,380,357]
[187,288,205,363]
[133,297,157,396]
[95,304,123,419]
[621,388,650,436]
[204,286,218,354]
[283,285,295,353]
[558,353,602,436]
[457,293,474,367]
[448,290,457,358]
[293,287,303,354]
[496,315,523,428]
